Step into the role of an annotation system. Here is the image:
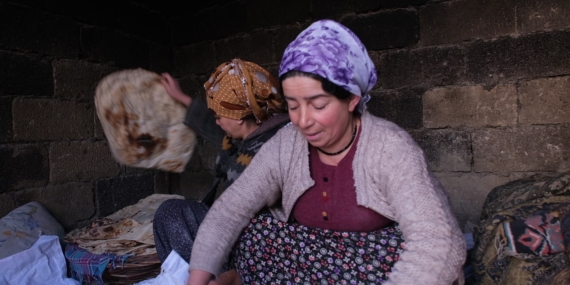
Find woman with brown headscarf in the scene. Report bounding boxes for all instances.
[152,59,289,284]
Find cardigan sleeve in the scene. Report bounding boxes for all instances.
[377,131,466,285]
[188,131,285,275]
[183,97,225,147]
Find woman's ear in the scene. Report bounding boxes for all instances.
[237,119,244,125]
[347,94,361,112]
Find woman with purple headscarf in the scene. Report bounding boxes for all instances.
[187,19,466,285]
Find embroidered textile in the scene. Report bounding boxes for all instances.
[501,212,564,258]
[470,173,570,285]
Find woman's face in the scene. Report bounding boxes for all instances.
[282,76,360,152]
[215,115,243,139]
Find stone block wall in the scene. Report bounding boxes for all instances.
[170,0,570,230]
[0,1,179,231]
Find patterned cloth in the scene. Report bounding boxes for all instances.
[65,243,131,285]
[469,172,570,285]
[501,212,564,258]
[278,19,376,113]
[232,212,404,284]
[559,202,570,256]
[205,59,286,123]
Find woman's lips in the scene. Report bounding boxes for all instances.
[304,131,321,141]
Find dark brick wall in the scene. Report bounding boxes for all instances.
[0,97,13,142]
[377,46,466,89]
[0,3,80,57]
[342,10,419,50]
[368,87,424,129]
[0,0,174,229]
[95,172,156,217]
[466,31,570,84]
[0,51,53,95]
[1,0,569,232]
[0,144,49,192]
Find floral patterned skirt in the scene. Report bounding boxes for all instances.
[232,212,405,284]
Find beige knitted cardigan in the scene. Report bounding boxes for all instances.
[190,111,466,285]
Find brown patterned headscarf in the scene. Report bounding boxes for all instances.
[205,59,286,123]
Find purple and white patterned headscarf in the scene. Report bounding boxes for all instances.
[279,19,377,113]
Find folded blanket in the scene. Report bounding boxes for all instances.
[0,201,65,259]
[471,172,570,285]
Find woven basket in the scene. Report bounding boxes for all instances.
[102,253,161,284]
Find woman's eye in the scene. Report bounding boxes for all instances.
[314,104,326,110]
[286,102,299,110]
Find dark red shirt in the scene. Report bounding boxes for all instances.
[292,127,393,232]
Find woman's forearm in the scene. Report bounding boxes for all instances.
[177,94,192,107]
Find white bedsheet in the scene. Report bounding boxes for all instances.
[135,250,189,285]
[0,235,79,285]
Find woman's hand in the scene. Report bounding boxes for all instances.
[161,72,192,107]
[186,269,242,285]
[186,269,214,285]
[208,269,241,285]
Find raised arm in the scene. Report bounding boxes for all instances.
[161,73,225,146]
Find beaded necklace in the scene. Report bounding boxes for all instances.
[316,123,357,156]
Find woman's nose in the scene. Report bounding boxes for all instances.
[297,108,312,129]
